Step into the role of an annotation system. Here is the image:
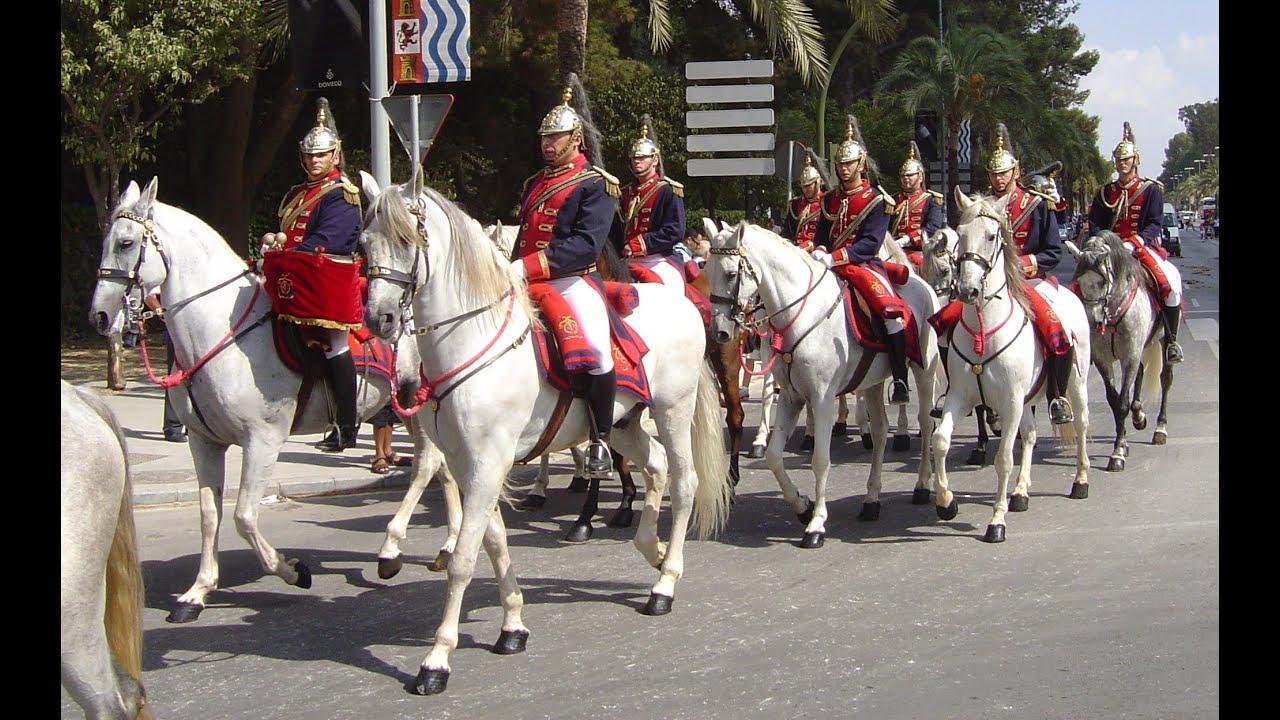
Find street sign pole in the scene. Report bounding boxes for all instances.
[369,0,392,187]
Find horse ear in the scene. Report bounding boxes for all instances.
[1064,240,1082,260]
[992,192,1014,216]
[702,217,718,241]
[359,170,381,204]
[136,176,159,216]
[954,186,972,210]
[719,219,732,234]
[117,181,141,211]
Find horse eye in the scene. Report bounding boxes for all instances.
[118,238,134,249]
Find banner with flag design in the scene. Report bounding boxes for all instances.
[391,0,471,84]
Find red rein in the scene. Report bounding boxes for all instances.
[960,292,1014,356]
[139,285,264,389]
[739,264,816,376]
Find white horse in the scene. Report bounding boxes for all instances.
[359,174,731,695]
[1066,231,1172,470]
[88,178,452,622]
[930,189,1091,543]
[61,381,153,720]
[703,219,939,547]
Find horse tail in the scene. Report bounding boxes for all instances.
[1139,326,1165,406]
[689,360,732,539]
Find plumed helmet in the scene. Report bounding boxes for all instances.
[986,122,1018,174]
[631,114,660,157]
[1112,121,1139,164]
[799,154,822,186]
[835,115,868,164]
[299,98,341,154]
[539,85,583,136]
[1023,160,1063,198]
[901,140,925,176]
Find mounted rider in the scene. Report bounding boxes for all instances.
[811,115,912,405]
[508,77,620,477]
[782,151,826,252]
[1086,121,1184,364]
[890,140,946,270]
[1024,160,1070,227]
[259,98,363,452]
[609,114,687,288]
[929,124,1076,425]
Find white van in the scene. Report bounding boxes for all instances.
[1161,202,1181,257]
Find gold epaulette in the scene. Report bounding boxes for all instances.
[340,176,361,207]
[594,168,621,198]
[663,177,685,198]
[878,186,896,211]
[1025,188,1057,203]
[1146,177,1165,191]
[927,189,944,201]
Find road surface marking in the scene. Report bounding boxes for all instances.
[1191,298,1200,308]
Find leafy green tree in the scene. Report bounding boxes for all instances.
[61,0,259,231]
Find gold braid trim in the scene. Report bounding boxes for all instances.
[278,314,362,331]
[594,168,621,197]
[664,177,684,198]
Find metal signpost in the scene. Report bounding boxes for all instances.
[685,59,776,217]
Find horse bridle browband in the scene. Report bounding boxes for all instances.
[956,208,1012,303]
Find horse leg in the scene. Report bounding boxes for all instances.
[911,364,936,504]
[413,461,508,695]
[858,393,874,449]
[379,424,451,578]
[800,404,815,452]
[61,646,145,720]
[1153,359,1173,445]
[930,397,962,520]
[642,391,706,612]
[797,394,838,547]
[709,337,744,485]
[607,452,638,527]
[567,446,589,492]
[833,392,849,435]
[1069,362,1091,498]
[893,401,911,450]
[764,394,813,525]
[749,368,775,458]
[231,435,310,588]
[169,432,229,623]
[482,504,530,655]
[515,453,552,510]
[984,400,1025,543]
[609,425,669,571]
[1131,364,1148,430]
[1100,364,1129,472]
[1008,406,1038,512]
[858,386,889,522]
[968,408,990,466]
[565,474,600,543]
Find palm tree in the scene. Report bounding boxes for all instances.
[874,22,1034,212]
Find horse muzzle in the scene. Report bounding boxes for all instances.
[364,307,401,340]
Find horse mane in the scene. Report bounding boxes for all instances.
[1074,229,1137,289]
[956,195,1033,318]
[743,222,824,270]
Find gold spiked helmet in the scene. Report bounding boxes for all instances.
[630,123,660,158]
[539,86,583,136]
[1112,121,1139,166]
[835,116,867,164]
[901,140,925,177]
[799,154,822,187]
[986,124,1018,174]
[299,98,341,154]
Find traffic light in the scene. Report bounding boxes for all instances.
[289,0,370,92]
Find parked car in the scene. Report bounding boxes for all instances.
[1161,203,1181,257]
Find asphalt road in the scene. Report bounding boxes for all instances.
[63,228,1218,720]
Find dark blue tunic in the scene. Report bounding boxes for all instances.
[609,183,685,257]
[297,189,361,256]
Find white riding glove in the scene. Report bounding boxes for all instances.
[897,235,913,248]
[508,258,527,282]
[811,249,834,268]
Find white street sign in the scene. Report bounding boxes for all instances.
[686,109,774,129]
[684,60,774,80]
[686,133,776,153]
[685,84,774,104]
[688,158,776,177]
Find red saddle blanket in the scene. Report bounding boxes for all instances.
[841,283,924,368]
[262,249,363,327]
[527,280,652,407]
[272,317,396,386]
[627,261,714,327]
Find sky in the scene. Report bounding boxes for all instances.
[1072,1,1219,178]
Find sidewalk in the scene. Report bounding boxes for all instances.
[66,378,425,507]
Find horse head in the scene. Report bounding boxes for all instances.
[952,188,1016,305]
[360,171,431,339]
[89,177,167,336]
[921,227,959,299]
[1068,230,1131,327]
[701,217,758,345]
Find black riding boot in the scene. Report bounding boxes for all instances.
[1046,348,1075,425]
[1162,305,1184,364]
[584,370,617,477]
[930,345,950,419]
[887,331,910,405]
[316,352,359,452]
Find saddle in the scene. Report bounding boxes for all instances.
[627,260,714,328]
[841,283,924,368]
[271,318,398,431]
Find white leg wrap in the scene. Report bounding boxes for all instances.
[1159,260,1183,306]
[548,276,614,374]
[322,328,351,358]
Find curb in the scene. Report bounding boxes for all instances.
[132,469,419,507]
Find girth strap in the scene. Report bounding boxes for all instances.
[516,391,574,464]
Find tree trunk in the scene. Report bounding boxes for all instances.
[556,0,588,79]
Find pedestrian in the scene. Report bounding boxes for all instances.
[143,289,187,442]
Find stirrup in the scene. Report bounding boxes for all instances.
[889,379,909,406]
[1049,397,1074,425]
[929,394,946,419]
[1165,341,1184,365]
[586,440,611,477]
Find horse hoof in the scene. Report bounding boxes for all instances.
[607,508,635,527]
[1008,495,1029,513]
[1152,431,1167,445]
[893,434,910,451]
[983,524,1006,543]
[411,667,449,695]
[515,494,547,511]
[858,502,881,522]
[966,447,987,466]
[491,628,530,655]
[801,435,815,451]
[564,523,593,543]
[747,444,765,459]
[797,498,815,526]
[567,476,589,493]
[292,560,312,589]
[166,602,203,624]
[428,550,451,573]
[860,433,873,450]
[377,556,403,580]
[1132,416,1148,431]
[832,421,848,435]
[1107,456,1126,472]
[800,531,825,549]
[912,488,931,505]
[641,593,674,616]
[936,497,959,521]
[1070,482,1089,500]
